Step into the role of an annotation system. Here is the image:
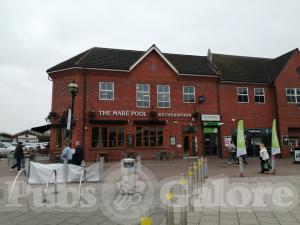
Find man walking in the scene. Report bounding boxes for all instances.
[11,142,24,172]
[227,140,237,164]
[73,141,84,166]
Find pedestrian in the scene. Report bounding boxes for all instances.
[10,142,24,172]
[61,141,72,163]
[289,144,294,157]
[72,141,84,166]
[227,140,237,164]
[259,142,270,173]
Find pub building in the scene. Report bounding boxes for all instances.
[47,45,300,161]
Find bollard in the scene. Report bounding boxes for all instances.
[179,173,187,225]
[99,157,104,181]
[187,167,194,212]
[140,208,152,225]
[271,155,276,175]
[197,159,203,193]
[239,157,244,177]
[193,162,198,197]
[165,192,174,225]
[63,158,68,182]
[200,156,204,182]
[24,155,30,178]
[136,155,141,178]
[204,157,208,179]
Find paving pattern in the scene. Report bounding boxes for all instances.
[0,158,299,225]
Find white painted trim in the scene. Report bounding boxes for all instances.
[237,87,249,103]
[136,84,150,108]
[178,73,219,77]
[157,84,171,108]
[285,88,300,103]
[99,82,114,101]
[183,86,196,103]
[221,80,270,85]
[129,45,179,74]
[48,67,130,74]
[254,88,266,104]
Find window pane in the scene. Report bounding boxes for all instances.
[101,127,108,147]
[150,128,156,147]
[143,127,149,147]
[106,83,113,90]
[297,88,300,95]
[109,128,116,147]
[107,92,113,100]
[136,127,142,147]
[100,83,106,90]
[91,127,99,148]
[157,127,163,146]
[118,128,124,147]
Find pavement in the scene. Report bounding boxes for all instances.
[0,157,299,225]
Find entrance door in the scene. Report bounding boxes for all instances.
[203,128,219,156]
[183,134,197,157]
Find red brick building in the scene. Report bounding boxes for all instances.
[47,45,300,161]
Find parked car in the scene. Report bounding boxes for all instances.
[0,142,15,156]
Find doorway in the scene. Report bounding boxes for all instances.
[183,134,197,157]
[203,127,220,156]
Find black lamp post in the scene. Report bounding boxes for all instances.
[68,80,78,140]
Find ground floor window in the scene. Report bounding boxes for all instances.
[136,127,163,147]
[91,126,125,148]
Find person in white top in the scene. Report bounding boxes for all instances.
[227,140,237,164]
[259,142,269,173]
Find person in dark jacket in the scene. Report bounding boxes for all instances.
[72,141,84,166]
[11,142,24,172]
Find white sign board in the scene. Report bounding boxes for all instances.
[224,136,232,147]
[201,114,220,121]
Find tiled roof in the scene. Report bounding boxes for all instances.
[212,48,298,83]
[47,47,218,76]
[47,46,298,83]
[212,54,272,83]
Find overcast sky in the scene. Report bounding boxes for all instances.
[0,0,299,134]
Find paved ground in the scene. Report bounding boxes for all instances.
[0,157,299,225]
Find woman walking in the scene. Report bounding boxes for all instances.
[259,142,270,173]
[10,142,24,172]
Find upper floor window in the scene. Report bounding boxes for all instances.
[237,87,249,103]
[99,82,114,100]
[157,85,170,108]
[136,84,150,108]
[254,88,265,103]
[183,86,195,103]
[286,88,300,103]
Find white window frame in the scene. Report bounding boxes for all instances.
[99,82,114,101]
[286,88,300,104]
[237,87,249,103]
[254,88,265,104]
[136,84,150,108]
[183,86,195,103]
[157,85,170,108]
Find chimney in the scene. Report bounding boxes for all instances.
[207,48,212,62]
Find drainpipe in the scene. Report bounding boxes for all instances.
[217,78,223,158]
[82,70,87,160]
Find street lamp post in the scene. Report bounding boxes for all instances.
[68,80,78,140]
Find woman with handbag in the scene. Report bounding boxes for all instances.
[259,143,270,173]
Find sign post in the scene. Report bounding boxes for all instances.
[237,120,247,177]
[271,119,281,174]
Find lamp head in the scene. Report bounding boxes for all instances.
[68,80,78,96]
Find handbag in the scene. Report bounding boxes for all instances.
[263,161,270,171]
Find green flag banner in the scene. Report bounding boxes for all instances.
[271,119,281,155]
[237,120,247,157]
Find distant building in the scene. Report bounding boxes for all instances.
[13,130,47,143]
[0,133,13,142]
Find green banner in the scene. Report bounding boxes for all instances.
[237,120,247,157]
[271,119,281,155]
